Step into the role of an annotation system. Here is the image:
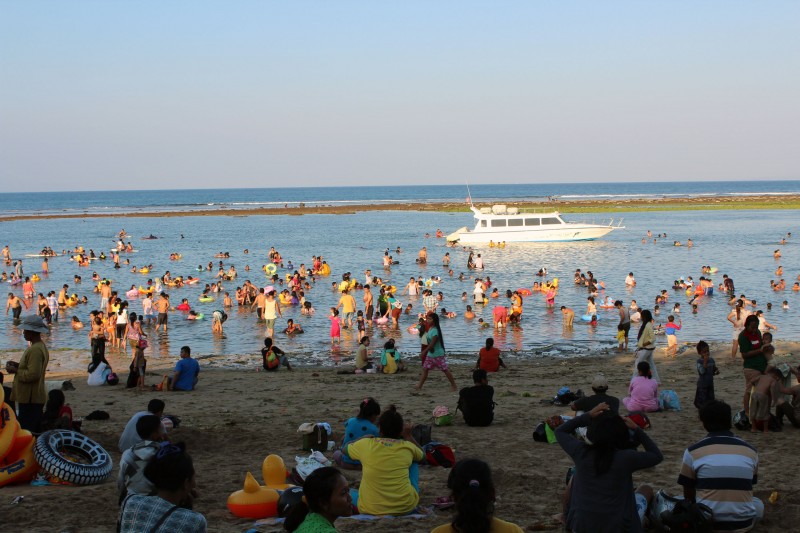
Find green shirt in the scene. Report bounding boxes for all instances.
[295,512,338,533]
[738,330,767,372]
[425,327,444,358]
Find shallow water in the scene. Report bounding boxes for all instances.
[1,208,797,370]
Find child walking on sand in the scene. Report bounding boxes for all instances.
[693,341,718,408]
[329,307,341,344]
[664,315,682,357]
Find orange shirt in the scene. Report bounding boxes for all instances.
[479,347,502,372]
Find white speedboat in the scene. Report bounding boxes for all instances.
[446,204,623,244]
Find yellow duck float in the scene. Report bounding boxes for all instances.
[227,454,294,519]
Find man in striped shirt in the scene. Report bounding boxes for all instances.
[678,400,763,532]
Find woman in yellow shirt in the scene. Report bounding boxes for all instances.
[345,406,423,515]
[431,459,523,533]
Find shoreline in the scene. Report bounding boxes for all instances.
[2,194,800,221]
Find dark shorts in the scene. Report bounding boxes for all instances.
[157,313,168,325]
[366,306,374,320]
[621,323,631,337]
[116,324,126,338]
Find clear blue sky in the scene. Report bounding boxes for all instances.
[1,1,798,192]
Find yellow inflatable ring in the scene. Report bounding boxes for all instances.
[265,263,277,275]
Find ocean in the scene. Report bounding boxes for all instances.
[1,181,798,372]
[1,180,799,218]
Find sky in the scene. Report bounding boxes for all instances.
[1,1,799,192]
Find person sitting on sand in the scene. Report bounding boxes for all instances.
[678,400,762,531]
[571,374,620,414]
[345,405,424,516]
[118,442,207,533]
[334,397,380,470]
[261,338,293,372]
[353,336,373,373]
[457,369,495,427]
[158,346,200,391]
[283,467,353,533]
[119,399,166,452]
[556,402,661,533]
[118,414,164,504]
[40,389,73,431]
[475,337,506,373]
[380,338,405,374]
[623,362,659,413]
[431,458,523,533]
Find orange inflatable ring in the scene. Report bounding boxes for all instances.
[517,288,533,296]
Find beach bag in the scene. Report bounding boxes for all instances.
[411,424,432,446]
[433,406,453,426]
[659,390,682,411]
[264,348,280,370]
[298,423,328,452]
[651,490,713,532]
[383,352,398,374]
[532,422,548,442]
[627,412,652,429]
[544,415,565,444]
[137,338,148,349]
[554,387,583,406]
[423,442,456,468]
[733,410,751,431]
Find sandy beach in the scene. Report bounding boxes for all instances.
[4,341,800,532]
[2,194,800,222]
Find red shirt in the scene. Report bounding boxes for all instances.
[479,347,502,372]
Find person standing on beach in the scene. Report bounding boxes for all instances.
[561,306,575,328]
[263,290,281,338]
[154,292,170,333]
[728,299,748,359]
[634,310,659,383]
[416,313,457,391]
[8,315,50,432]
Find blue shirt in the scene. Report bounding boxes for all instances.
[341,417,379,464]
[173,358,199,391]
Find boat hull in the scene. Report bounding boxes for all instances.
[453,225,616,243]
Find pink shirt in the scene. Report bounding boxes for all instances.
[329,315,341,336]
[623,376,659,412]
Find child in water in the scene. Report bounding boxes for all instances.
[329,308,340,344]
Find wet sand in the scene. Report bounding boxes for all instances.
[2,194,800,221]
[4,341,800,532]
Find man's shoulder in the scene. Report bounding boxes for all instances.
[686,433,757,454]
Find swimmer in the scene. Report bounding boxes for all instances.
[561,306,574,327]
[464,305,475,319]
[774,249,781,259]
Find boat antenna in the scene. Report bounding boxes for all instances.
[466,182,474,207]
